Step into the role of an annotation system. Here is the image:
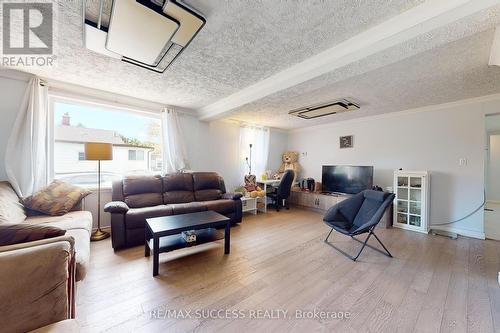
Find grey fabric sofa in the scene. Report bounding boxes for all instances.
[0,181,91,281]
[0,181,91,332]
[105,172,242,250]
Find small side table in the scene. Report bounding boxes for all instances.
[241,197,257,215]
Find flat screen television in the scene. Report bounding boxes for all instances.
[322,165,373,194]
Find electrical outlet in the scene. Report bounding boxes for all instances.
[459,158,467,166]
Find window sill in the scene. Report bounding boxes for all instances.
[79,185,112,192]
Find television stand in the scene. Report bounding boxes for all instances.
[290,189,349,211]
[322,191,349,197]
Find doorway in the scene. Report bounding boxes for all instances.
[484,114,500,240]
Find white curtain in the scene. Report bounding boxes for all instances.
[239,124,270,182]
[5,77,50,197]
[161,107,189,174]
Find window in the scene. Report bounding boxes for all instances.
[51,98,162,187]
[239,125,270,181]
[128,150,136,161]
[128,149,145,161]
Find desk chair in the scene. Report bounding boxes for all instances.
[266,170,295,212]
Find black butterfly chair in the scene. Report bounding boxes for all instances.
[323,190,395,261]
[267,170,295,211]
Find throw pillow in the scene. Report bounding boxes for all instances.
[0,223,66,246]
[22,180,92,216]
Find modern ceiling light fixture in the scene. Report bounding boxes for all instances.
[84,0,205,73]
[288,99,360,119]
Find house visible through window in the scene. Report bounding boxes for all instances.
[52,99,162,187]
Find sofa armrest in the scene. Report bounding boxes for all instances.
[0,236,75,332]
[222,192,243,200]
[104,201,130,214]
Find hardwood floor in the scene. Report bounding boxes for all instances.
[77,208,500,333]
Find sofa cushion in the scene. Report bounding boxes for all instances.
[195,189,222,202]
[26,211,93,234]
[0,181,26,224]
[164,191,195,204]
[202,199,235,215]
[123,176,163,208]
[192,172,221,191]
[0,223,66,246]
[125,205,173,229]
[22,181,91,216]
[192,172,222,201]
[168,202,207,215]
[163,173,194,191]
[66,228,90,281]
[125,193,164,209]
[163,173,195,204]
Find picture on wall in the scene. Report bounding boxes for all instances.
[340,135,354,148]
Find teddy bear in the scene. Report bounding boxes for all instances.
[278,151,301,184]
[243,174,265,197]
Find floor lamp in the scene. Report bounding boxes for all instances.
[85,142,113,241]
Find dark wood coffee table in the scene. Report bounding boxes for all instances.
[145,210,231,276]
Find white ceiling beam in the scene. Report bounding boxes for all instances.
[198,0,500,121]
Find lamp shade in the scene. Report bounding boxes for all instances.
[84,142,113,161]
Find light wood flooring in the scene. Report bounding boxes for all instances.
[77,208,500,333]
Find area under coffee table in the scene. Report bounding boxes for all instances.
[145,210,231,276]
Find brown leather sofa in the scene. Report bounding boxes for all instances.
[105,172,242,250]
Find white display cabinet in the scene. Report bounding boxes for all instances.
[393,171,430,234]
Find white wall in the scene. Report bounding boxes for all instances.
[288,97,500,239]
[267,129,289,172]
[179,116,288,191]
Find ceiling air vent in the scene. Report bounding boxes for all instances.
[288,99,360,119]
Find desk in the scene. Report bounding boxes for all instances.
[256,179,280,213]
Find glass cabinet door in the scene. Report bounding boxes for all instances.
[396,176,409,225]
[397,213,408,224]
[395,173,426,231]
[410,188,421,201]
[398,176,409,187]
[409,215,421,227]
[410,177,422,188]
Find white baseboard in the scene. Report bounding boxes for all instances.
[430,225,485,240]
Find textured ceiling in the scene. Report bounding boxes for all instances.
[228,28,500,129]
[14,0,424,109]
[6,1,500,130]
[224,6,500,128]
